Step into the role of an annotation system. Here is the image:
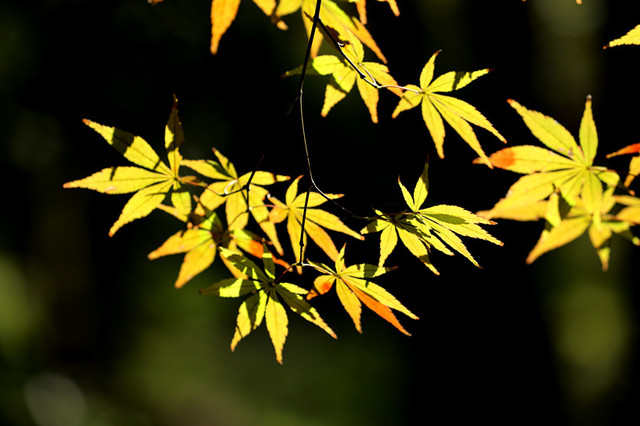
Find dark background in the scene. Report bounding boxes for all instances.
[1,0,640,425]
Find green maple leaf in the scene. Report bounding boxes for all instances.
[200,244,336,364]
[268,176,364,267]
[63,97,192,236]
[391,51,505,166]
[480,97,620,229]
[285,37,401,123]
[181,149,289,255]
[362,162,502,274]
[308,246,417,335]
[477,97,640,269]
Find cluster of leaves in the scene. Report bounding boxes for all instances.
[65,0,640,363]
[477,97,640,270]
[64,96,499,363]
[470,14,640,270]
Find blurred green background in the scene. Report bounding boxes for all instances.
[1,0,640,424]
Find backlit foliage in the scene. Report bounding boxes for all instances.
[65,0,640,362]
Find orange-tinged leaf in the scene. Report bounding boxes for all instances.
[311,247,416,335]
[607,143,640,157]
[607,144,640,188]
[336,281,363,332]
[485,145,577,173]
[311,275,336,297]
[210,0,241,55]
[349,285,411,336]
[63,166,167,194]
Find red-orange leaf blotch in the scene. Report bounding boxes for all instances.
[607,143,640,158]
[486,148,515,169]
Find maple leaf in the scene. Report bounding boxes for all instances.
[148,210,225,288]
[275,0,386,62]
[210,0,278,54]
[200,244,336,364]
[361,162,502,274]
[605,24,640,49]
[181,149,289,255]
[476,97,640,269]
[307,245,417,335]
[63,97,192,236]
[284,37,401,122]
[392,51,505,166]
[480,97,620,229]
[607,143,640,189]
[268,176,364,267]
[147,204,284,287]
